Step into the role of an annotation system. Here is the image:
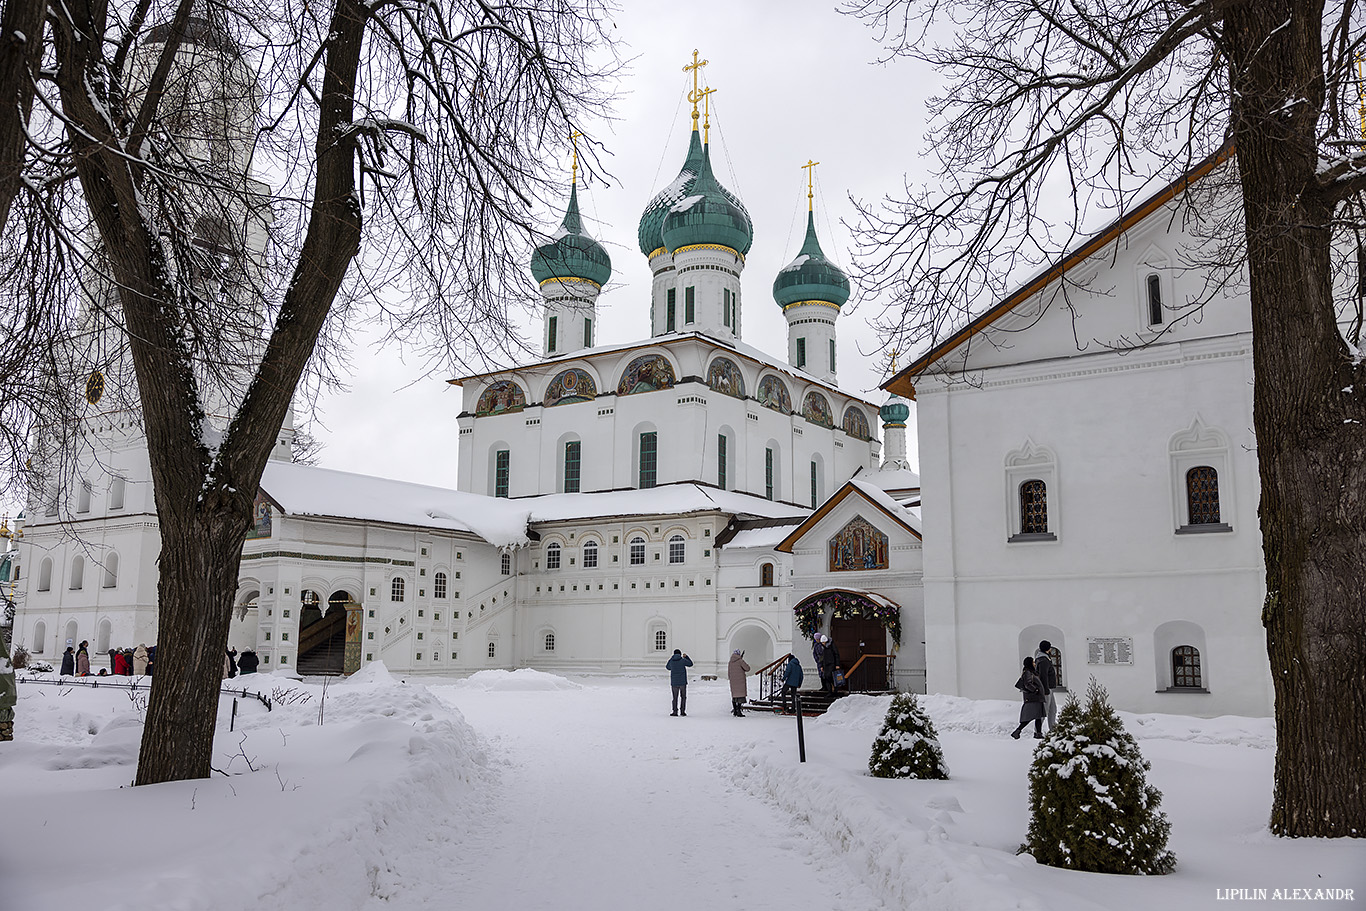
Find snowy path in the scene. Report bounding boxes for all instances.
[397,679,885,911]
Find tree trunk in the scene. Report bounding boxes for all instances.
[134,514,248,783]
[0,0,45,230]
[1227,0,1366,837]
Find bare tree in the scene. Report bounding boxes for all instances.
[2,0,617,784]
[846,0,1366,837]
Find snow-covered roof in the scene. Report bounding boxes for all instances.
[774,478,922,554]
[258,463,804,550]
[848,478,922,535]
[259,461,532,549]
[723,524,803,550]
[863,466,921,493]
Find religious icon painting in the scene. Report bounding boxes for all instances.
[802,391,833,428]
[545,368,597,407]
[843,406,871,441]
[828,515,889,572]
[617,354,676,396]
[476,380,527,416]
[706,357,746,399]
[757,375,791,413]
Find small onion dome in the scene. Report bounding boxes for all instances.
[638,130,707,256]
[659,143,754,257]
[880,393,910,427]
[530,183,612,288]
[772,210,850,309]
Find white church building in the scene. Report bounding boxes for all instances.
[6,50,926,688]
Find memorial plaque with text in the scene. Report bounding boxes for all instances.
[1086,637,1134,665]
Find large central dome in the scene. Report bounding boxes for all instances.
[637,130,751,257]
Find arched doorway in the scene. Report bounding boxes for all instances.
[229,589,260,656]
[794,590,902,693]
[728,623,776,670]
[296,590,349,675]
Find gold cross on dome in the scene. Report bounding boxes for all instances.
[801,159,820,211]
[683,50,709,127]
[570,129,582,185]
[700,87,716,143]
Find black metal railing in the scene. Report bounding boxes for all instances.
[18,675,273,711]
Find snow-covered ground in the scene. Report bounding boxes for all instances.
[2,667,1361,910]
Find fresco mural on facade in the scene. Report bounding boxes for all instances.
[544,369,597,407]
[802,391,833,428]
[843,406,871,441]
[476,380,527,416]
[757,375,791,413]
[706,357,745,399]
[246,491,272,540]
[828,515,889,571]
[617,354,676,395]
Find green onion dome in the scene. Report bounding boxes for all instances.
[772,210,850,309]
[880,393,910,427]
[638,130,707,256]
[659,144,753,257]
[530,183,612,288]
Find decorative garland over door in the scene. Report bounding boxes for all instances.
[793,590,902,647]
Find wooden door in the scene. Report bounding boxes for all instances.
[830,616,888,692]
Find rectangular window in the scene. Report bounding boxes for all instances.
[548,315,558,353]
[765,447,774,501]
[1147,274,1164,326]
[584,317,593,348]
[730,292,737,330]
[495,450,510,498]
[830,338,836,374]
[501,553,511,575]
[723,289,731,327]
[717,434,728,489]
[810,460,818,508]
[666,289,676,332]
[639,432,658,489]
[685,286,695,323]
[796,337,807,368]
[564,440,581,493]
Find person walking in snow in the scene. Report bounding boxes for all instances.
[59,646,75,677]
[818,634,840,696]
[781,653,804,714]
[666,649,693,716]
[727,649,751,716]
[1034,640,1059,731]
[75,640,90,676]
[1010,656,1047,740]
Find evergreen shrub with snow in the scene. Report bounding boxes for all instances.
[868,693,949,780]
[1020,678,1175,875]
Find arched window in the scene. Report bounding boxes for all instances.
[38,557,52,592]
[654,629,668,651]
[102,553,119,588]
[1146,273,1164,326]
[668,535,685,564]
[638,431,658,489]
[96,618,111,653]
[544,632,556,652]
[1172,645,1202,688]
[629,536,646,566]
[434,571,447,599]
[487,641,497,658]
[1186,466,1220,525]
[70,555,85,590]
[109,477,126,510]
[760,563,774,587]
[546,542,562,570]
[32,620,46,653]
[501,553,511,575]
[583,540,598,569]
[391,577,406,602]
[562,440,581,493]
[1019,480,1048,534]
[77,481,92,514]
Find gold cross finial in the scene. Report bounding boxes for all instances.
[570,129,582,185]
[700,87,717,144]
[1357,53,1366,146]
[683,49,709,129]
[801,159,820,212]
[889,348,900,375]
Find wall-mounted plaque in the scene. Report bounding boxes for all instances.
[1086,637,1133,665]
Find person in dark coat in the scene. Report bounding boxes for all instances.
[75,641,90,676]
[1034,640,1059,731]
[665,649,693,716]
[237,650,259,675]
[781,654,804,714]
[1011,656,1047,740]
[224,647,238,679]
[108,648,118,673]
[59,646,75,676]
[727,649,751,716]
[818,634,840,695]
[812,636,828,693]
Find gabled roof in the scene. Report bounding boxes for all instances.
[883,144,1234,400]
[774,478,921,554]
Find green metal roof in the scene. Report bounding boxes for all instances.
[531,183,612,287]
[660,145,753,256]
[772,210,850,308]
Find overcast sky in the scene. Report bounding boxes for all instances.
[306,0,935,489]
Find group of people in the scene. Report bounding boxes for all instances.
[668,636,851,718]
[60,642,152,677]
[223,647,260,678]
[1010,639,1060,739]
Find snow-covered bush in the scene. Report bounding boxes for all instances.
[1020,678,1175,875]
[868,692,949,780]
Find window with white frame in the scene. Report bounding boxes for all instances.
[102,553,119,588]
[488,641,497,658]
[583,539,598,569]
[1172,645,1201,688]
[1169,420,1233,534]
[109,477,126,510]
[654,629,667,651]
[668,535,685,564]
[391,577,406,602]
[501,553,511,575]
[434,571,447,599]
[629,536,646,566]
[69,555,85,590]
[544,632,556,652]
[1005,439,1058,542]
[38,557,52,591]
[546,542,562,570]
